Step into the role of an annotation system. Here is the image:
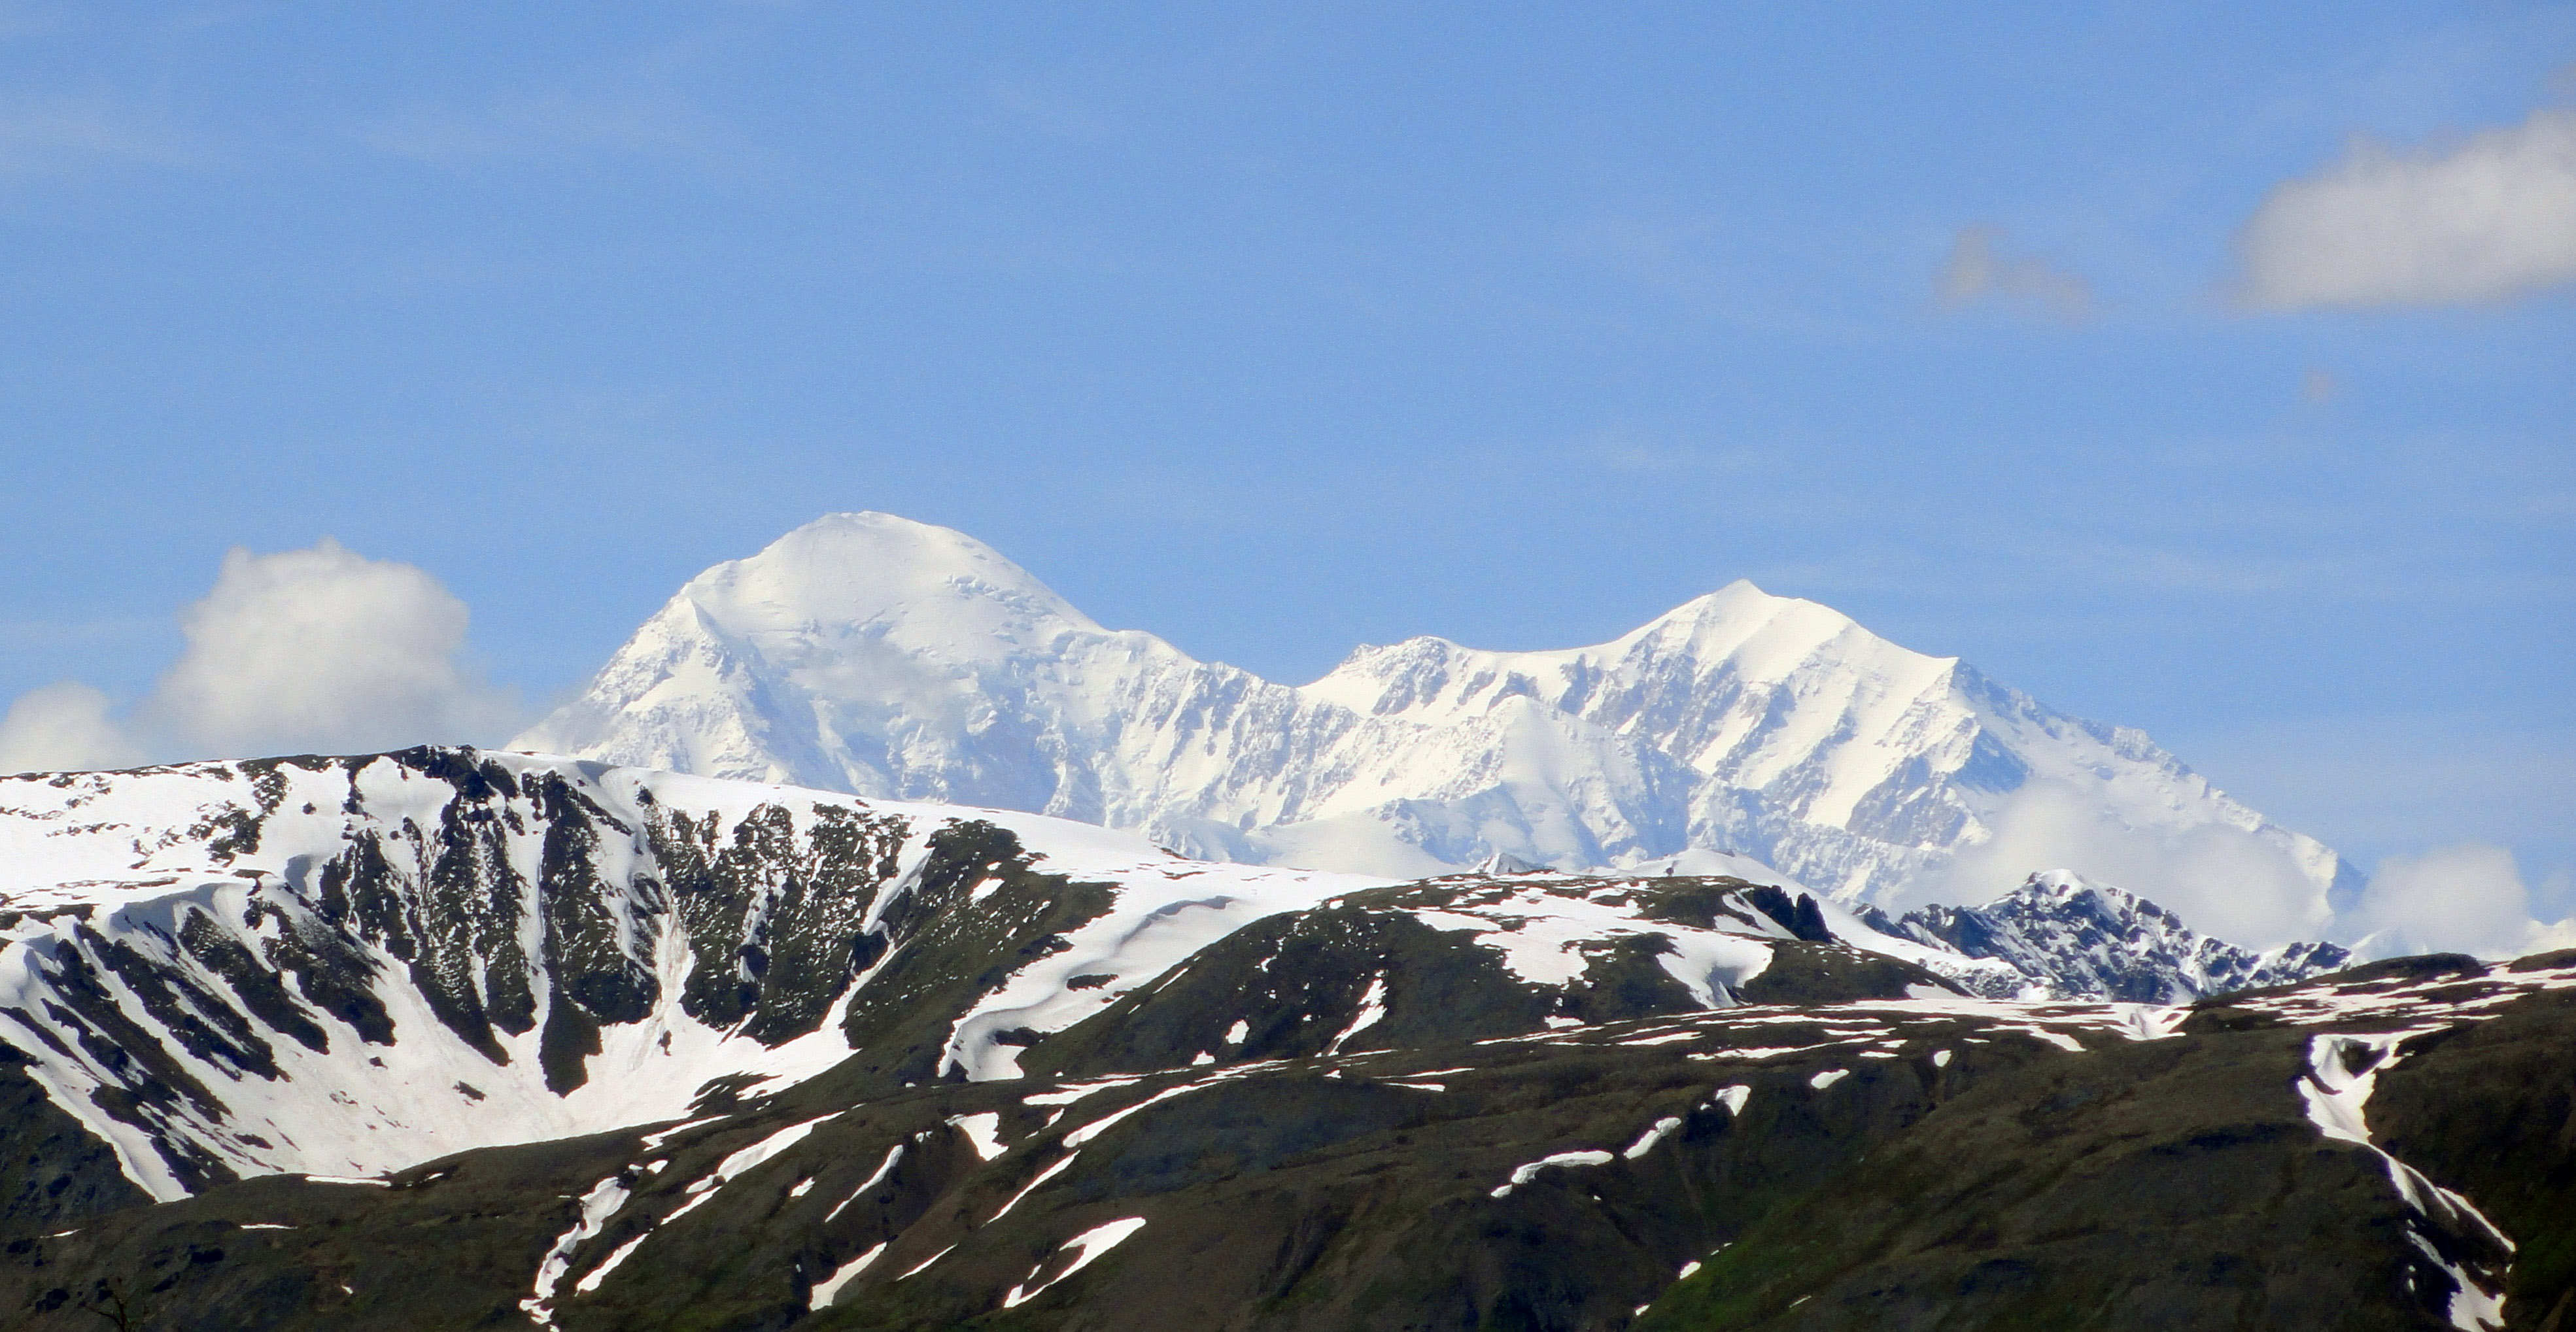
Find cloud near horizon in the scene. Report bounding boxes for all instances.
[1918,779,2573,959]
[0,682,147,774]
[0,539,520,774]
[1923,779,2333,948]
[2235,108,2576,309]
[2343,842,2576,959]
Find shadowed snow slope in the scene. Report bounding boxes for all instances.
[514,513,2357,915]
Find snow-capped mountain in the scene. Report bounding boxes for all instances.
[514,513,2358,917]
[1881,870,2355,1002]
[0,746,2023,1205]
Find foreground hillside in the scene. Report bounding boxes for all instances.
[0,748,2552,1330]
[7,951,2569,1331]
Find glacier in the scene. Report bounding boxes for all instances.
[513,512,2360,926]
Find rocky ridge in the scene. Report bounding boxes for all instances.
[0,747,2544,1331]
[1879,869,2356,1002]
[0,745,2035,1220]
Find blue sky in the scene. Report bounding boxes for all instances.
[1,3,2570,907]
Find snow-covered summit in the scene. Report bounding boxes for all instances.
[515,513,2358,923]
[680,509,1105,643]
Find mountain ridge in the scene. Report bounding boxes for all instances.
[1880,869,2354,1002]
[514,513,2358,940]
[0,748,2517,1332]
[0,747,2343,1217]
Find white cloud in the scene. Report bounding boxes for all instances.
[0,539,522,770]
[1929,781,2576,960]
[0,683,145,775]
[2236,109,2576,309]
[1936,226,2093,320]
[141,539,519,758]
[2345,842,2576,959]
[1928,779,2331,948]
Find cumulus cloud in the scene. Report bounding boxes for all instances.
[1930,779,2331,948]
[1936,226,2093,320]
[0,539,520,772]
[143,539,519,757]
[2344,843,2576,959]
[2235,109,2576,309]
[0,683,146,775]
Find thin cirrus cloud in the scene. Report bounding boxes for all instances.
[0,539,522,774]
[0,97,211,175]
[1934,225,2094,320]
[353,86,749,172]
[2235,107,2576,309]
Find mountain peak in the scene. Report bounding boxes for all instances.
[681,511,1101,645]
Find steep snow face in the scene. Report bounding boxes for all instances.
[1892,870,2353,1002]
[515,513,2356,914]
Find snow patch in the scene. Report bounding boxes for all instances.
[809,1240,887,1310]
[946,1112,1003,1161]
[989,1152,1083,1223]
[2299,1033,2514,1327]
[826,1144,905,1222]
[1001,1216,1148,1309]
[1326,976,1389,1054]
[1490,1150,1617,1198]
[1621,1116,1684,1159]
[521,1173,630,1328]
[574,1232,651,1296]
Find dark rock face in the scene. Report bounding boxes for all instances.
[0,1042,148,1231]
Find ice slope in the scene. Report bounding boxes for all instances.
[515,513,2358,912]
